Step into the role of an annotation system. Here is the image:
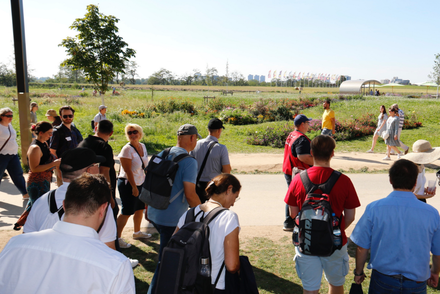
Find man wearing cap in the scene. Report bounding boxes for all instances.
[190,118,231,203]
[0,173,135,294]
[351,159,440,293]
[282,114,314,231]
[147,124,202,294]
[24,148,118,251]
[391,103,409,155]
[94,105,108,130]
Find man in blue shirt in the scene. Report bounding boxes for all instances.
[147,124,202,294]
[351,159,440,293]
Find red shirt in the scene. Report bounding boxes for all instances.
[284,166,360,245]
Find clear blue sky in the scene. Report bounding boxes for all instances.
[1,0,438,83]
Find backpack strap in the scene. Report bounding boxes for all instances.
[166,148,193,204]
[184,207,204,224]
[300,170,341,195]
[196,141,218,184]
[48,189,64,220]
[213,261,225,289]
[201,207,227,225]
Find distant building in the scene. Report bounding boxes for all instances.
[344,75,351,81]
[391,77,403,84]
[248,74,253,81]
[401,80,410,85]
[254,75,260,81]
[381,79,390,84]
[260,75,266,82]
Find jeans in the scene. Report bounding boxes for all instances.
[284,173,294,228]
[321,128,333,136]
[369,270,426,294]
[147,222,176,294]
[0,154,27,195]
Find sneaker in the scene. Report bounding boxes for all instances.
[397,153,402,159]
[133,231,152,240]
[390,151,396,155]
[118,238,132,248]
[382,156,391,161]
[129,258,139,268]
[366,149,374,153]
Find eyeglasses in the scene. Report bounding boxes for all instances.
[2,115,13,118]
[127,130,139,135]
[62,115,73,119]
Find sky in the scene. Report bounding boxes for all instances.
[1,0,439,83]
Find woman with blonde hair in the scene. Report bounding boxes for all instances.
[117,123,151,248]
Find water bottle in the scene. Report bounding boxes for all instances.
[199,258,210,277]
[332,213,339,228]
[333,228,342,247]
[292,213,300,246]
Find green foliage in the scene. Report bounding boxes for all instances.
[59,5,135,94]
[219,108,257,125]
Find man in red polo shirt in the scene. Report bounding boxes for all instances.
[282,114,314,231]
[285,135,360,294]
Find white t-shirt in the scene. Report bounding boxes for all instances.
[0,123,18,155]
[118,143,148,186]
[177,206,240,290]
[23,182,117,244]
[415,168,426,196]
[0,221,135,294]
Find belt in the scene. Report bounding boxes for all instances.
[373,270,425,284]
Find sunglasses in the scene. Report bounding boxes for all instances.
[62,115,73,119]
[127,130,139,135]
[2,115,13,118]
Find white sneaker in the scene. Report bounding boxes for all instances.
[129,258,139,268]
[397,153,402,159]
[366,149,374,153]
[133,231,152,240]
[118,238,132,248]
[382,156,391,161]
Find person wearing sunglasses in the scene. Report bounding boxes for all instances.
[117,123,151,248]
[50,105,83,186]
[0,107,29,200]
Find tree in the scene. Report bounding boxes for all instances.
[429,54,440,85]
[59,5,135,94]
[0,63,16,86]
[124,60,138,85]
[147,68,174,85]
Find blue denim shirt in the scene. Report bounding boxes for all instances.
[351,190,440,281]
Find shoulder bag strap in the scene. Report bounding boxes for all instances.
[196,141,218,184]
[48,189,64,220]
[213,261,225,290]
[0,125,12,153]
[129,144,146,171]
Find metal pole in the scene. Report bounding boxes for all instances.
[11,0,31,166]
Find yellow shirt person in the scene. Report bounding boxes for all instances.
[321,100,335,136]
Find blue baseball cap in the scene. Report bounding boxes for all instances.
[294,114,312,126]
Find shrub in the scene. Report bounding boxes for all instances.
[219,108,257,125]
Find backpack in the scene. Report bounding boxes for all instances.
[139,147,191,210]
[154,207,227,294]
[295,170,342,256]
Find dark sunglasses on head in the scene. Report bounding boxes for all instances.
[62,115,73,119]
[2,115,13,118]
[127,130,139,135]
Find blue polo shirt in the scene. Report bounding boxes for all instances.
[147,147,197,227]
[351,190,440,281]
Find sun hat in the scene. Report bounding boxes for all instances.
[177,124,202,138]
[60,148,106,173]
[45,109,57,117]
[294,114,312,126]
[401,140,440,164]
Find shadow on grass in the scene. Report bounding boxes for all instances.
[253,266,303,293]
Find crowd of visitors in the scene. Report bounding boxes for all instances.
[2,99,440,294]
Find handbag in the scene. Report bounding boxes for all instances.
[381,129,389,140]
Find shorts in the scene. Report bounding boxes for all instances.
[294,244,349,291]
[117,179,145,215]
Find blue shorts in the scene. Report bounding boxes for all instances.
[294,244,349,291]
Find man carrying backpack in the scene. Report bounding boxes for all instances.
[147,124,202,294]
[284,135,360,294]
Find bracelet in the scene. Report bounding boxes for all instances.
[353,269,364,276]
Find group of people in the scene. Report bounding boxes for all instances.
[0,103,239,293]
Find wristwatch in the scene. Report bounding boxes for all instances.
[353,269,364,276]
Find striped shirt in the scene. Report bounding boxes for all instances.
[398,109,404,129]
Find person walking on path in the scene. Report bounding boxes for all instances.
[282,114,314,231]
[367,105,388,153]
[321,99,335,136]
[285,135,360,294]
[383,107,402,160]
[94,105,107,130]
[0,107,29,200]
[190,118,231,203]
[351,159,440,293]
[391,103,409,155]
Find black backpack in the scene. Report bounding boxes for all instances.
[139,147,191,210]
[296,170,342,256]
[154,207,227,294]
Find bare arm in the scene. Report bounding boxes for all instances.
[428,255,440,288]
[50,148,57,157]
[224,227,240,273]
[289,205,299,219]
[28,145,60,173]
[331,118,336,134]
[183,181,202,207]
[297,154,314,166]
[120,157,139,197]
[354,246,368,284]
[105,241,116,250]
[344,208,355,229]
[221,164,231,174]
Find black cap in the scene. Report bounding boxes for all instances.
[208,118,225,130]
[60,148,106,173]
